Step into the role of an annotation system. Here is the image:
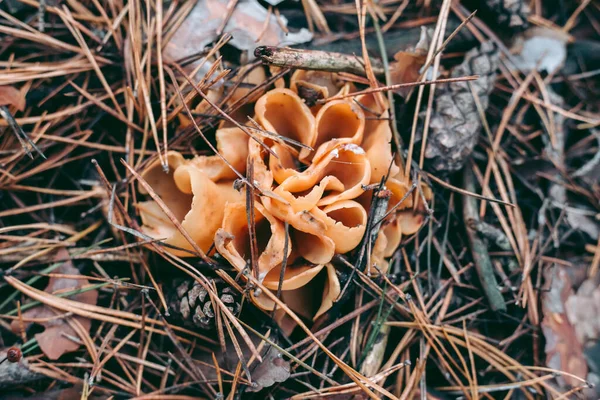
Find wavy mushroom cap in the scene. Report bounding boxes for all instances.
[215,202,290,280]
[254,263,340,321]
[312,99,365,162]
[277,143,371,206]
[255,88,316,160]
[312,200,368,254]
[139,71,433,327]
[290,70,344,101]
[361,111,401,183]
[138,154,242,256]
[188,127,250,180]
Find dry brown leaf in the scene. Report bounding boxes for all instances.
[164,0,311,79]
[0,86,25,111]
[565,279,600,346]
[196,333,290,391]
[389,27,428,97]
[389,52,426,95]
[247,344,291,392]
[541,267,588,388]
[10,249,98,360]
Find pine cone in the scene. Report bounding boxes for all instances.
[168,279,241,330]
[424,41,500,172]
[483,0,530,30]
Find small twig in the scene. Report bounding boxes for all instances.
[0,105,46,159]
[462,168,506,312]
[255,46,385,76]
[322,75,479,103]
[245,159,259,284]
[426,172,515,208]
[37,0,46,32]
[372,15,404,170]
[338,180,391,300]
[216,0,238,36]
[271,221,289,318]
[468,220,511,251]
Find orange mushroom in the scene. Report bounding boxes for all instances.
[139,71,432,326]
[138,154,243,257]
[254,88,316,160]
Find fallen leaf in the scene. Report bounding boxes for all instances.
[247,344,291,392]
[10,249,98,360]
[510,27,570,74]
[0,86,25,111]
[541,267,588,388]
[565,279,600,346]
[197,331,290,391]
[164,0,312,80]
[389,27,429,96]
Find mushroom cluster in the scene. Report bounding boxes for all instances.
[138,70,431,322]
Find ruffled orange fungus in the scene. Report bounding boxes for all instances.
[138,69,431,322]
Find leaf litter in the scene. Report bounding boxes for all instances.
[10,249,98,360]
[164,0,312,80]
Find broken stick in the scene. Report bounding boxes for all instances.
[462,168,507,312]
[254,46,385,76]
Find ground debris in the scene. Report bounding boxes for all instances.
[566,279,600,347]
[164,0,312,80]
[511,27,570,74]
[10,249,98,360]
[481,0,531,30]
[424,41,500,172]
[0,347,42,389]
[1,0,598,398]
[541,267,589,391]
[246,343,291,392]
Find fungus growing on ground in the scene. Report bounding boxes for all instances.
[138,69,431,323]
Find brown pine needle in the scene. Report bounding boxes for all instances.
[322,75,479,103]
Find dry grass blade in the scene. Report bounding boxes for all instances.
[323,75,479,102]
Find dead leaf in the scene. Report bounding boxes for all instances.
[247,344,291,392]
[0,86,25,111]
[10,249,98,360]
[565,279,600,346]
[389,52,426,95]
[511,27,570,74]
[541,267,588,388]
[389,27,429,97]
[164,0,312,80]
[197,331,290,391]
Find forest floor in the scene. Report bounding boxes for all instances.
[0,0,599,399]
